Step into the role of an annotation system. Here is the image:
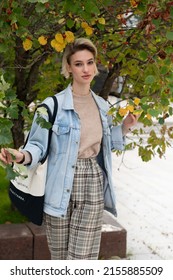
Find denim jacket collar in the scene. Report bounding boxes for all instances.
[61,84,74,111]
[62,84,108,114]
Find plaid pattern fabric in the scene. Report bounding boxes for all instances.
[44,157,104,260]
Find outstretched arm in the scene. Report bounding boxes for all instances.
[109,112,139,151]
[0,148,31,165]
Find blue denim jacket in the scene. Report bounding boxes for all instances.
[23,84,125,218]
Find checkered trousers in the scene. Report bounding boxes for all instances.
[44,157,104,260]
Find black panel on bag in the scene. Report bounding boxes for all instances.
[9,182,44,226]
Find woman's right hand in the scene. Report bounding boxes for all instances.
[0,148,24,165]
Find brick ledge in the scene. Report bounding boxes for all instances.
[0,211,126,260]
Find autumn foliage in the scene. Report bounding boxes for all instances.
[1,0,173,167]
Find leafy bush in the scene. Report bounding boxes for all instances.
[0,167,27,224]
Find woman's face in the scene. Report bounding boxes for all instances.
[67,49,96,86]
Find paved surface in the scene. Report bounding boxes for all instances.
[112,146,173,260]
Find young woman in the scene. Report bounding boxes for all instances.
[0,38,138,260]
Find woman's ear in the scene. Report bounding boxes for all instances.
[66,63,71,73]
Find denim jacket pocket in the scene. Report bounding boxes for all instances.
[52,124,70,135]
[51,124,71,154]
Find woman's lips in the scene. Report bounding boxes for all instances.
[82,75,91,79]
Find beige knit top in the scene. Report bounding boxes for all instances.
[73,93,103,158]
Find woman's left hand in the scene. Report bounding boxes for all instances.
[122,113,139,134]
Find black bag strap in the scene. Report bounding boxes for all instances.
[40,96,58,164]
[23,96,58,164]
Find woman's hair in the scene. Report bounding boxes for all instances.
[61,38,99,79]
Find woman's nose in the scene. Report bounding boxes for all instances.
[83,64,88,72]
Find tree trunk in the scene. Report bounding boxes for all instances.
[11,37,50,148]
[99,63,122,100]
[11,111,25,149]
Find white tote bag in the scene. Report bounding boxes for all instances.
[9,96,58,225]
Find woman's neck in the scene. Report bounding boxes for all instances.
[71,84,90,96]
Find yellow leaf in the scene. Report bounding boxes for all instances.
[23,38,32,51]
[146,113,152,120]
[51,33,67,52]
[133,109,143,115]
[50,39,57,48]
[117,14,123,20]
[119,107,128,117]
[126,105,134,112]
[107,110,112,116]
[58,18,65,24]
[91,19,96,25]
[55,33,64,44]
[98,17,105,25]
[54,41,66,52]
[85,26,93,36]
[44,58,51,65]
[134,97,140,106]
[38,35,47,46]
[65,31,75,43]
[81,22,88,28]
[130,0,138,8]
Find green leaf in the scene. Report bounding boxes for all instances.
[0,43,7,53]
[161,96,169,106]
[5,165,18,180]
[147,108,160,117]
[164,58,171,66]
[140,104,149,114]
[84,1,100,14]
[158,117,164,125]
[36,116,52,129]
[11,15,18,25]
[66,19,75,29]
[0,91,5,99]
[4,88,17,101]
[0,119,13,145]
[0,161,6,169]
[139,50,148,60]
[27,0,39,3]
[39,0,48,3]
[145,75,155,84]
[170,7,173,19]
[152,18,161,28]
[37,107,48,116]
[138,146,153,162]
[36,3,46,13]
[166,31,173,41]
[169,107,173,116]
[165,46,173,54]
[6,104,19,119]
[107,50,117,58]
[13,163,28,179]
[36,107,51,128]
[0,101,6,108]
[140,97,148,104]
[160,66,169,75]
[0,75,10,93]
[0,130,13,145]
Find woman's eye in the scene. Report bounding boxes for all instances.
[88,60,94,65]
[75,63,83,67]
